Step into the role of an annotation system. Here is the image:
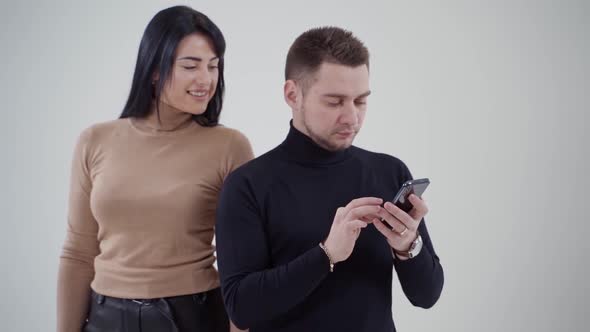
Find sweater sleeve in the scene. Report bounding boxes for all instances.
[393,162,444,308]
[394,220,444,308]
[57,128,100,332]
[215,172,330,330]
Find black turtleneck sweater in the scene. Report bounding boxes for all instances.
[215,123,444,331]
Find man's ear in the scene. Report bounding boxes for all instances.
[284,80,301,110]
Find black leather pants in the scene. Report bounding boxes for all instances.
[83,288,229,332]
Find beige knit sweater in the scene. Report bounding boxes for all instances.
[57,114,253,331]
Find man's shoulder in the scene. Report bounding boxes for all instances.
[350,145,408,170]
[350,146,412,185]
[224,146,284,185]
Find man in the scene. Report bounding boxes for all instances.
[215,27,444,331]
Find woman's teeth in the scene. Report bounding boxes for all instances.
[188,91,207,97]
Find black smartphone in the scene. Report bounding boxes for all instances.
[391,178,430,212]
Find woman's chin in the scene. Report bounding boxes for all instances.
[183,107,207,116]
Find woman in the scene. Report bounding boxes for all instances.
[57,6,252,332]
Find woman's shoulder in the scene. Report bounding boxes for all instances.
[75,119,129,147]
[203,124,250,145]
[204,123,245,135]
[79,119,129,137]
[204,125,253,164]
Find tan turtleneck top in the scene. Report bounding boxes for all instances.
[56,110,253,331]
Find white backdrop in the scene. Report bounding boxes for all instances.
[1,1,588,331]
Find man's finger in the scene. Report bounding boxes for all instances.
[343,197,383,215]
[346,219,369,231]
[360,216,375,223]
[383,202,418,232]
[408,194,429,220]
[376,208,406,232]
[334,207,346,223]
[347,205,381,221]
[372,218,397,241]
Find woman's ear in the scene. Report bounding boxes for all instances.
[152,71,160,85]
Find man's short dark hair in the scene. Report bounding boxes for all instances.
[285,26,369,89]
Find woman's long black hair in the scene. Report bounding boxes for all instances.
[120,6,226,126]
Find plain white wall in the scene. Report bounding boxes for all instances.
[1,0,588,331]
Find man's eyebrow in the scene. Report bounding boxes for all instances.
[321,91,371,98]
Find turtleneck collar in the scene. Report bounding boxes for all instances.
[279,120,353,165]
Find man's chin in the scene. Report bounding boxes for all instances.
[326,139,354,151]
[309,131,355,151]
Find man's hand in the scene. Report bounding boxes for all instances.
[372,194,429,260]
[323,197,383,263]
[231,321,247,332]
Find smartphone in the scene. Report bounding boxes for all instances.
[391,178,430,212]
